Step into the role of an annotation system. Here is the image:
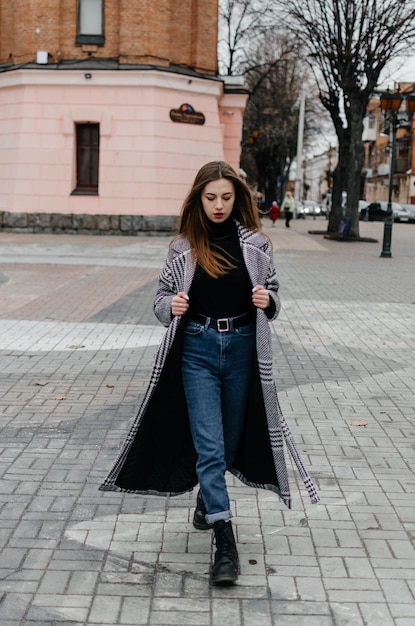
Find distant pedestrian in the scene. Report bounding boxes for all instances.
[281,191,296,228]
[99,161,319,586]
[269,200,280,226]
[255,191,266,219]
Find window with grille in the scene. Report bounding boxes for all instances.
[76,0,104,45]
[72,123,100,195]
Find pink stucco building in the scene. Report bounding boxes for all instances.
[0,1,248,234]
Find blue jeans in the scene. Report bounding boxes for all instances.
[181,317,256,523]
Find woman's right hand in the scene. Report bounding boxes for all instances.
[171,291,189,316]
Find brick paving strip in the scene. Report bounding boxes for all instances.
[0,221,414,625]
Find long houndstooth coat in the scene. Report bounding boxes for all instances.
[99,221,319,508]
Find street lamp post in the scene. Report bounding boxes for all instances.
[379,89,415,258]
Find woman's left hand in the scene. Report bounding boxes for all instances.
[252,285,270,309]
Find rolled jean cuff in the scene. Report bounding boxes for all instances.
[206,509,232,524]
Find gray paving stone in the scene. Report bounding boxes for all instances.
[390,602,415,619]
[1,223,415,625]
[119,596,151,624]
[327,589,385,603]
[359,603,395,626]
[88,595,121,623]
[269,613,333,626]
[379,579,415,604]
[213,598,243,626]
[0,593,32,620]
[37,571,71,594]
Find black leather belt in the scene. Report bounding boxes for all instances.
[190,312,252,332]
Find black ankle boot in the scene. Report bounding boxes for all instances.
[193,490,212,530]
[211,520,239,585]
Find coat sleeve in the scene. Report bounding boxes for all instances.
[263,240,281,321]
[153,244,178,327]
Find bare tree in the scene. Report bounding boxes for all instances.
[218,0,279,75]
[218,1,325,205]
[241,43,324,206]
[280,0,415,237]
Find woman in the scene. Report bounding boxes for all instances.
[100,161,319,586]
[281,190,296,228]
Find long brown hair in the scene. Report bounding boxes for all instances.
[178,161,261,278]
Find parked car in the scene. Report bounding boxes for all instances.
[359,202,414,223]
[295,200,305,219]
[296,200,325,218]
[399,203,415,222]
[393,205,415,222]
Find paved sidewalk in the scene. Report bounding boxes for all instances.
[0,217,415,626]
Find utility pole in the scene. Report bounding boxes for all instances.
[294,90,305,202]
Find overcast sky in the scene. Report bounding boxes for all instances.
[379,54,415,88]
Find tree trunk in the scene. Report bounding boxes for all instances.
[327,164,343,232]
[327,132,349,233]
[345,99,365,238]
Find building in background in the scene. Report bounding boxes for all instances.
[362,83,415,205]
[301,145,337,209]
[301,82,415,214]
[0,1,248,234]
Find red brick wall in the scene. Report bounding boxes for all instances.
[119,0,171,65]
[0,2,14,63]
[191,0,218,73]
[0,0,217,73]
[170,0,218,73]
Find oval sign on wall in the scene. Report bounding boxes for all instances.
[170,103,205,125]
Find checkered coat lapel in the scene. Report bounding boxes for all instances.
[237,224,319,506]
[100,221,319,508]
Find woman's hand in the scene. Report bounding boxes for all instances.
[171,291,189,316]
[252,285,270,310]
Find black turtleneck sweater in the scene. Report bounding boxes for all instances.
[188,217,253,319]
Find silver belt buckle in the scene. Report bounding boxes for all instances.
[217,318,229,332]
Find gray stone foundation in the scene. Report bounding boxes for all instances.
[0,211,179,236]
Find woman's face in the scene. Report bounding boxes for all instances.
[201,178,235,223]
